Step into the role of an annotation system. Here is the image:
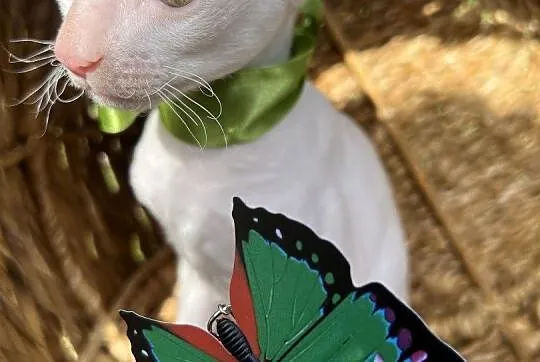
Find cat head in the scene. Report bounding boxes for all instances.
[54,0,304,110]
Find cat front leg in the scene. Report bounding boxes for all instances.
[175,258,228,328]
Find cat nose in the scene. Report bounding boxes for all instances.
[53,0,114,79]
[54,51,103,78]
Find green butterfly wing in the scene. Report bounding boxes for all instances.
[232,197,464,362]
[139,325,215,362]
[120,311,235,362]
[240,229,400,361]
[279,293,399,361]
[241,230,328,360]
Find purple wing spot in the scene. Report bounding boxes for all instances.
[410,350,428,362]
[384,308,395,323]
[397,328,412,350]
[369,293,377,302]
[373,353,384,362]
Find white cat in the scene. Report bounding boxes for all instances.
[52,0,408,328]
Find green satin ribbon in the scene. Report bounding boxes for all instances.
[97,0,322,148]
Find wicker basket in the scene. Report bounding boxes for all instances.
[1,2,174,361]
[322,1,540,360]
[1,0,540,361]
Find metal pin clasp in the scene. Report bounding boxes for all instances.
[207,304,233,338]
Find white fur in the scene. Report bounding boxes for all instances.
[54,0,409,328]
[54,0,302,108]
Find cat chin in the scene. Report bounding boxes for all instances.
[90,92,150,111]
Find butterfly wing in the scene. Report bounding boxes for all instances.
[229,251,261,357]
[231,197,464,362]
[281,283,465,362]
[119,310,236,362]
[355,282,465,362]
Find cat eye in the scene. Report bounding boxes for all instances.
[161,0,192,7]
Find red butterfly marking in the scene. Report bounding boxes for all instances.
[230,252,261,357]
[161,323,237,361]
[154,251,260,361]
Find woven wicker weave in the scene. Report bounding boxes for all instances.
[1,0,539,361]
[1,2,174,361]
[322,1,540,360]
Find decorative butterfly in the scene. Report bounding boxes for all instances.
[120,197,465,362]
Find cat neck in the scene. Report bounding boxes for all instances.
[246,12,298,67]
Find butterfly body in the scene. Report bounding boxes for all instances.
[215,319,259,362]
[120,198,464,362]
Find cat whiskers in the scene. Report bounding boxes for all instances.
[162,67,227,148]
[164,83,227,148]
[156,88,204,149]
[163,67,223,118]
[144,86,152,110]
[3,41,56,74]
[6,38,84,136]
[55,69,84,104]
[162,86,209,147]
[9,38,55,46]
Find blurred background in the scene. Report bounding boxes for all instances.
[1,0,540,361]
